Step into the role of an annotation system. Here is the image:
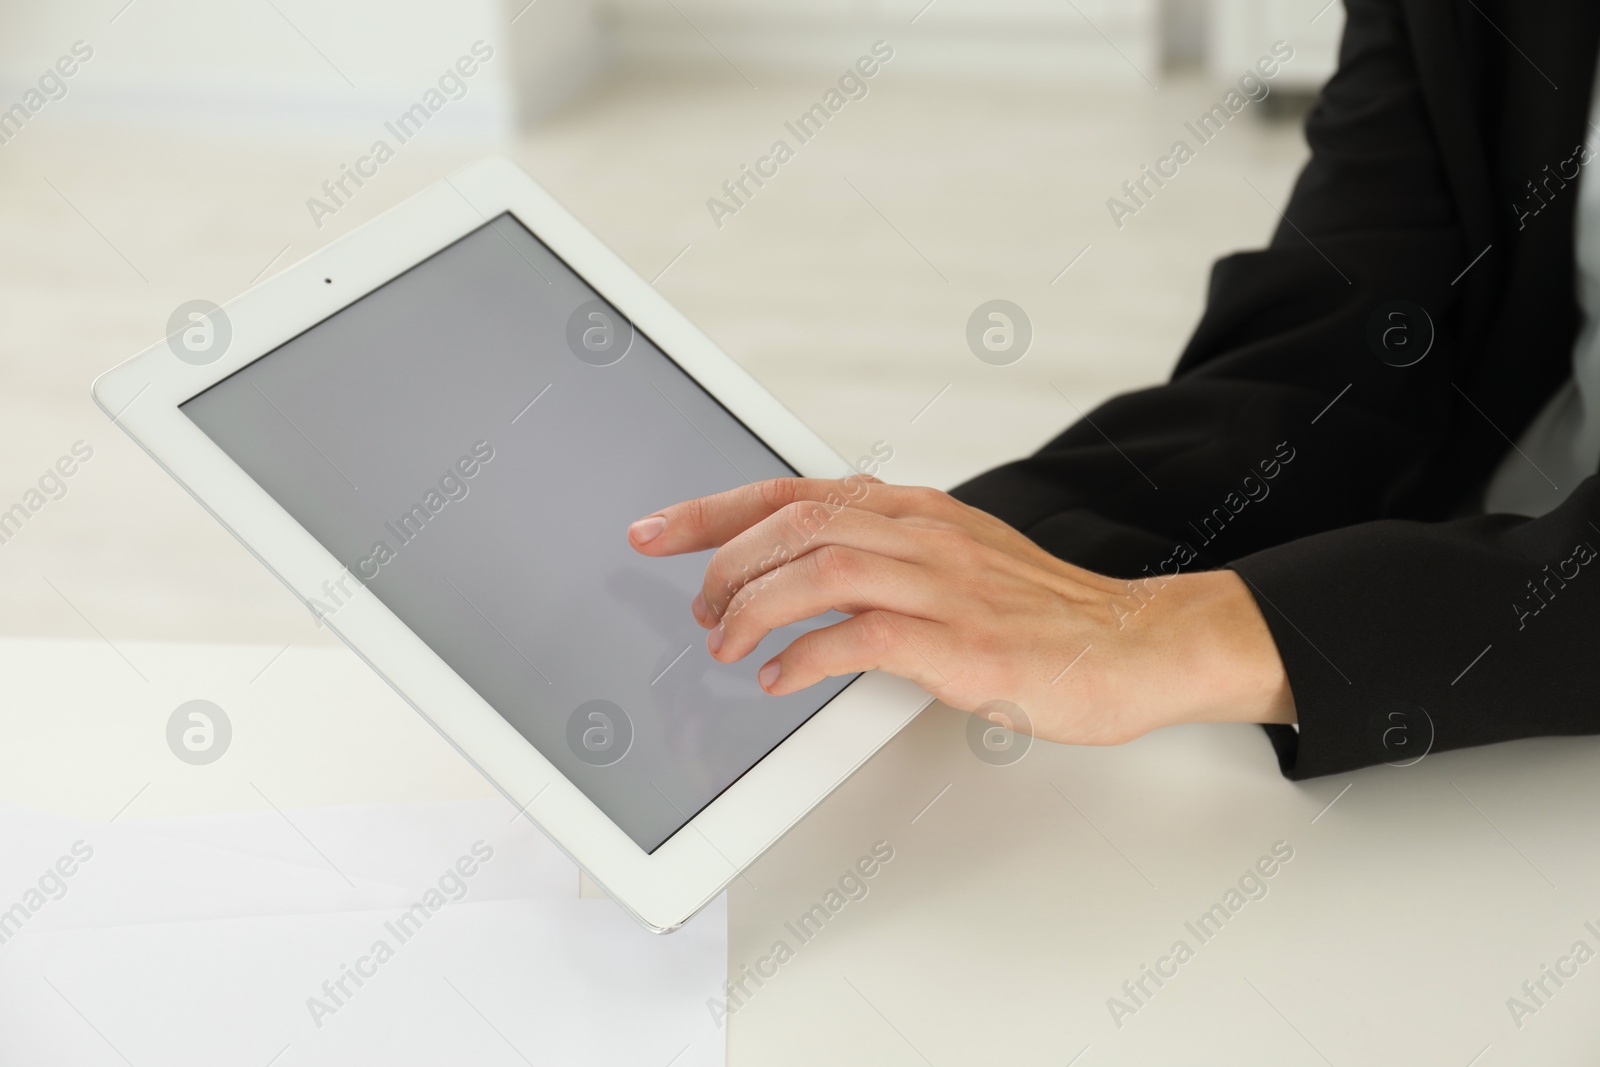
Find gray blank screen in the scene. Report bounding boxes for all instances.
[181,214,854,852]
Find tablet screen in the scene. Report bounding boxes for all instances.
[181,213,856,853]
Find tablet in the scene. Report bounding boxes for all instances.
[92,157,932,932]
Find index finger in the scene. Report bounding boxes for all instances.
[627,475,885,555]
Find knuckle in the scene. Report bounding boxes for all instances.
[858,611,900,657]
[679,493,713,534]
[726,573,776,627]
[782,498,835,540]
[904,485,949,512]
[703,546,736,595]
[716,581,761,626]
[779,498,818,527]
[722,582,754,625]
[786,633,821,678]
[757,477,799,513]
[810,543,856,587]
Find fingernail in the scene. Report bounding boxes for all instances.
[629,515,666,544]
[708,624,724,654]
[758,660,781,690]
[690,592,707,624]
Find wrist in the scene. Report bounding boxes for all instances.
[1170,569,1296,727]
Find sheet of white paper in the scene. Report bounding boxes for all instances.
[0,639,720,1065]
[0,800,579,935]
[124,798,580,901]
[0,803,408,932]
[0,896,728,1067]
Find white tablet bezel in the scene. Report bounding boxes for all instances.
[92,157,932,932]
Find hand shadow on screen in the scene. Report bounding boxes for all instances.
[607,565,786,797]
[605,564,699,645]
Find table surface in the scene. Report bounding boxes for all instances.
[5,636,1598,1066]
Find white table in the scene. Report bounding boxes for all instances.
[5,637,1598,1064]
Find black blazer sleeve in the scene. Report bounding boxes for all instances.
[950,0,1600,777]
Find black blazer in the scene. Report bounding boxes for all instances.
[952,0,1600,777]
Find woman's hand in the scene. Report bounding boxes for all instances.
[626,477,1295,745]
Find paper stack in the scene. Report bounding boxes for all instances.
[0,799,727,1066]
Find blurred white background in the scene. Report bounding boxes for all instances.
[0,0,1339,646]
